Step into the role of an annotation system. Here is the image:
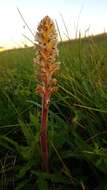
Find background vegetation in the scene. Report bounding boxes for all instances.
[0,33,107,189]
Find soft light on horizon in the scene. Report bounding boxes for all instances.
[0,0,107,49]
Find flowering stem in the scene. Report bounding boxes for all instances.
[34,16,59,172]
[40,92,49,171]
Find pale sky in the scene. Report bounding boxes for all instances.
[0,0,107,49]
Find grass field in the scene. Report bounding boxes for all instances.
[0,33,107,189]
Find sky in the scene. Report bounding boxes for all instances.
[0,0,107,49]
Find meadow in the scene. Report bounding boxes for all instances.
[0,33,107,189]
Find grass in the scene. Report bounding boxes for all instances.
[0,33,107,189]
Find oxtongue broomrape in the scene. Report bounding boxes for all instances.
[34,16,60,171]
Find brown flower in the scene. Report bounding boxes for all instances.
[34,16,59,97]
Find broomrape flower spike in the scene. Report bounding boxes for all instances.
[34,16,59,171]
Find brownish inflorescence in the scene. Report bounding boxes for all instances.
[34,16,59,171]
